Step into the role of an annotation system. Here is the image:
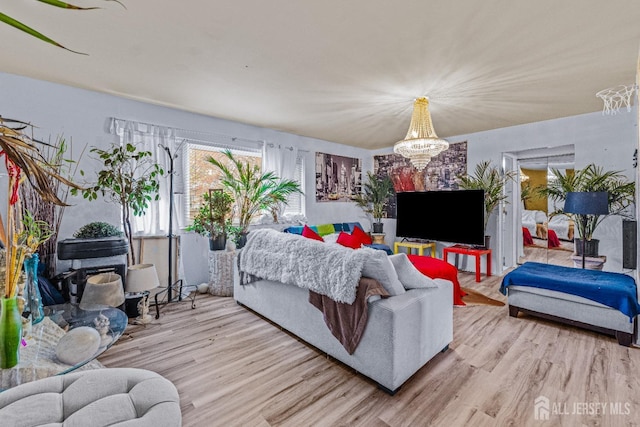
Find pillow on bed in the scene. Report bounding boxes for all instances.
[534,211,547,224]
[322,233,340,244]
[522,210,536,223]
[388,253,438,289]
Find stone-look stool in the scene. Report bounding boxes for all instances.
[208,250,236,296]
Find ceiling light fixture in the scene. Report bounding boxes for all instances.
[393,97,449,170]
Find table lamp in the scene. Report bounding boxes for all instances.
[125,264,161,324]
[564,191,608,269]
[79,272,126,310]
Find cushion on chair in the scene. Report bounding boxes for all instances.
[0,368,181,426]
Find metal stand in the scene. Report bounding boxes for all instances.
[151,145,196,319]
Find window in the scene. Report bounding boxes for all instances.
[183,142,262,223]
[182,140,305,225]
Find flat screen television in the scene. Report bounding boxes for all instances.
[395,190,485,246]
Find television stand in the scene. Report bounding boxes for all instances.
[394,241,436,258]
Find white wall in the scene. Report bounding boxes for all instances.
[0,72,370,286]
[2,71,636,283]
[375,109,638,273]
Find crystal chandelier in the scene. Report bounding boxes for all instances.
[393,97,449,170]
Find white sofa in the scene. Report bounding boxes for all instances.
[233,230,454,394]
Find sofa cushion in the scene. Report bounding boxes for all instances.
[337,231,362,249]
[316,223,336,236]
[351,225,373,245]
[362,249,405,296]
[302,225,324,241]
[389,253,438,289]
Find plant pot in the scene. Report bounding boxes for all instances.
[372,222,384,233]
[484,235,491,249]
[236,232,249,249]
[574,238,599,257]
[209,234,227,251]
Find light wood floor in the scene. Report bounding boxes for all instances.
[99,267,640,427]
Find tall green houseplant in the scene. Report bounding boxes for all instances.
[187,189,234,250]
[354,172,394,233]
[207,150,302,242]
[72,143,164,265]
[457,160,516,243]
[539,163,634,255]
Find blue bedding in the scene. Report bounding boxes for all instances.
[500,262,640,321]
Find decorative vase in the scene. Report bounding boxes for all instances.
[24,253,45,325]
[0,296,23,368]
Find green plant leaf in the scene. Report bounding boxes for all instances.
[36,0,99,10]
[0,12,85,54]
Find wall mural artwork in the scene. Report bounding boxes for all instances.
[374,141,468,218]
[315,152,362,202]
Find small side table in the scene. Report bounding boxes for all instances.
[394,241,436,257]
[442,245,492,282]
[371,233,386,245]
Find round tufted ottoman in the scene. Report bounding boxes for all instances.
[0,368,181,426]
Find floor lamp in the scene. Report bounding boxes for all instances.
[564,191,609,269]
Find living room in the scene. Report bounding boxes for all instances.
[1,1,640,426]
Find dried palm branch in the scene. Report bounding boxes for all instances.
[0,117,83,206]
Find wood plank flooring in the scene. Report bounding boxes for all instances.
[99,267,640,427]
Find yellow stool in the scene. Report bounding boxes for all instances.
[394,241,436,257]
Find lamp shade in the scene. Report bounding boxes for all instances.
[564,192,609,215]
[125,264,161,293]
[79,272,125,309]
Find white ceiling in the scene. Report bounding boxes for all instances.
[1,1,640,149]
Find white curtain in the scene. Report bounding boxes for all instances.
[263,143,298,179]
[108,118,182,235]
[263,143,299,219]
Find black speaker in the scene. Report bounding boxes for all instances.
[622,219,637,270]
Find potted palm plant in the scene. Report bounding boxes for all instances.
[354,172,394,233]
[207,150,302,248]
[186,189,234,250]
[539,163,634,257]
[457,160,516,248]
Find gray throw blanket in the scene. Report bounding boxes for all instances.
[238,228,372,304]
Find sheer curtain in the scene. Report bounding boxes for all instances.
[263,143,299,220]
[108,118,187,289]
[108,118,183,235]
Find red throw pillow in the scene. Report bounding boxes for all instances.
[351,225,373,245]
[336,231,361,249]
[302,225,324,241]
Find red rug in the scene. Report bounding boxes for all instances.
[407,255,466,306]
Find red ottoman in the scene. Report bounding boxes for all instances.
[407,254,466,306]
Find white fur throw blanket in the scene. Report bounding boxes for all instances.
[238,228,372,304]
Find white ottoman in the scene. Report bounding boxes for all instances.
[0,368,181,426]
